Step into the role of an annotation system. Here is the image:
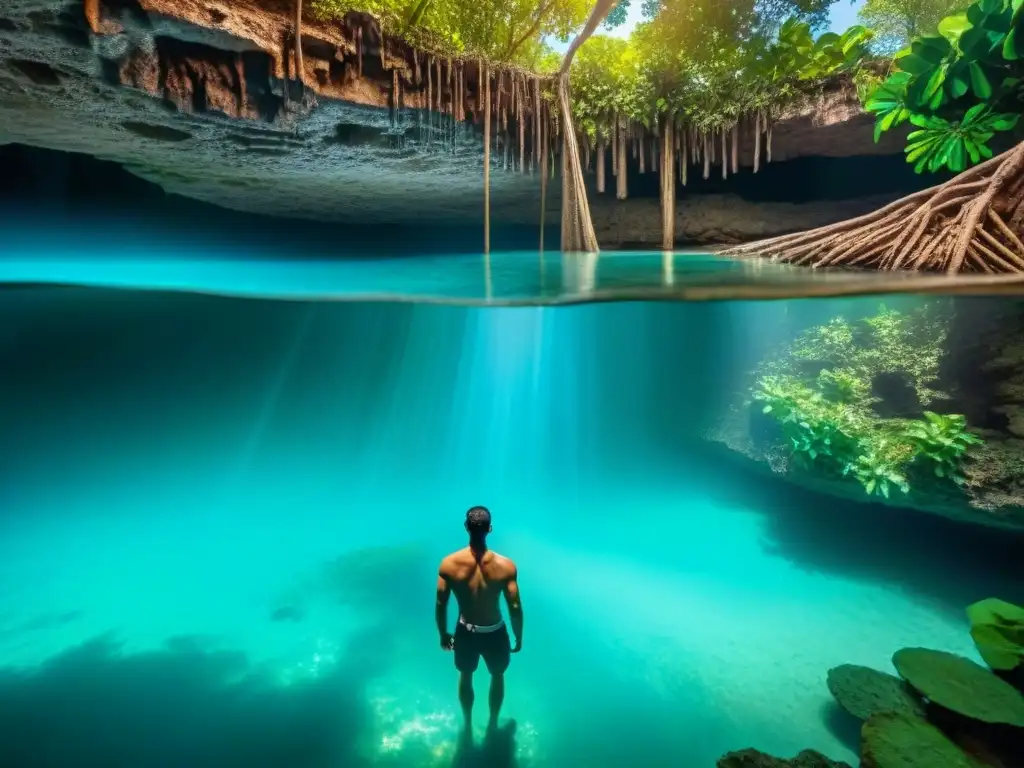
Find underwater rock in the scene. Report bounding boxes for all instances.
[860,711,992,768]
[892,648,1024,727]
[967,599,1024,686]
[826,664,925,721]
[269,605,305,623]
[716,747,852,767]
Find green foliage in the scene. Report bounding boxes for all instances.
[311,0,619,63]
[748,305,984,500]
[904,103,1018,171]
[865,0,1024,173]
[774,19,876,79]
[569,14,872,142]
[904,411,985,483]
[843,447,910,498]
[858,0,968,55]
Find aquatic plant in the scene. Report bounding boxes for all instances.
[903,410,985,484]
[842,446,911,498]
[749,305,984,499]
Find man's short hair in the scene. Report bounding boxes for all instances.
[466,505,491,533]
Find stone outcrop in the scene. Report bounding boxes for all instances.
[826,665,926,723]
[717,748,853,768]
[0,0,909,238]
[892,648,1024,727]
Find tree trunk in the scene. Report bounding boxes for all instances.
[753,112,761,173]
[540,102,548,252]
[661,119,675,250]
[720,129,727,180]
[596,137,606,193]
[612,118,618,176]
[556,0,620,252]
[721,141,1024,273]
[483,60,490,255]
[616,120,628,200]
[731,124,738,175]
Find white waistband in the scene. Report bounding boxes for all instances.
[459,616,504,633]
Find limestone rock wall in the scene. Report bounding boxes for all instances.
[0,0,909,235]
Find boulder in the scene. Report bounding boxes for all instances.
[716,748,852,767]
[892,648,1024,727]
[826,664,925,721]
[861,712,992,768]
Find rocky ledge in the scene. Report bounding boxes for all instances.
[1,0,908,240]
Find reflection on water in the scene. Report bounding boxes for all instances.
[6,248,1024,304]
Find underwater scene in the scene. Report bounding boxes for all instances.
[2,258,1024,768]
[6,0,1024,764]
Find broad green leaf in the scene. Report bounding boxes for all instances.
[913,35,953,63]
[969,61,993,98]
[964,102,990,123]
[989,114,1020,130]
[949,73,970,97]
[1005,26,1020,60]
[898,54,936,75]
[938,13,972,41]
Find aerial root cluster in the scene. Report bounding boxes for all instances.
[722,142,1024,274]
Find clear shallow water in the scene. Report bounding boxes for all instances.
[7,248,1024,304]
[0,278,1022,767]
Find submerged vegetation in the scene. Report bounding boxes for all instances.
[748,306,984,499]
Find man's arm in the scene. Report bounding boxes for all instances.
[503,563,523,652]
[436,566,453,648]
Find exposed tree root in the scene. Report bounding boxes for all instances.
[557,0,619,252]
[722,141,1024,274]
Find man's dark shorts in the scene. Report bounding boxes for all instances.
[454,621,511,674]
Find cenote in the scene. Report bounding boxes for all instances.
[4,1,1024,765]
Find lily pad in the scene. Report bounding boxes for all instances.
[892,648,1024,727]
[861,711,990,768]
[967,598,1024,674]
[826,664,925,721]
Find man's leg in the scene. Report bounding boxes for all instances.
[458,670,475,728]
[483,628,512,728]
[488,672,504,727]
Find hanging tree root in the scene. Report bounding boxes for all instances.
[721,141,1024,274]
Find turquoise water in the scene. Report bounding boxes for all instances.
[1,260,1022,767]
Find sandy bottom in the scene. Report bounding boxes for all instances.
[0,474,1010,768]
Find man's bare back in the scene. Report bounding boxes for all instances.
[439,547,517,627]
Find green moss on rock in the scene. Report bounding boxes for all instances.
[892,648,1024,727]
[860,712,991,768]
[716,748,852,767]
[826,664,925,721]
[967,598,1024,677]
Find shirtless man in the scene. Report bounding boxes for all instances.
[436,505,523,731]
